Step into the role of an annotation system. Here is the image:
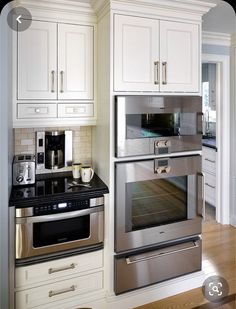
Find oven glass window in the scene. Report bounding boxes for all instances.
[126,113,196,139]
[33,216,90,247]
[126,176,187,232]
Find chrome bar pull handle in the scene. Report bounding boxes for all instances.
[206,183,216,189]
[51,70,55,93]
[49,285,76,297]
[197,172,205,219]
[205,158,215,164]
[154,61,159,85]
[60,71,64,93]
[48,263,76,274]
[162,62,167,85]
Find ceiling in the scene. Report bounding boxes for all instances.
[200,0,235,34]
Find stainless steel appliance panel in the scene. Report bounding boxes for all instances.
[115,155,203,253]
[16,198,104,260]
[13,154,36,186]
[115,238,202,294]
[116,96,202,157]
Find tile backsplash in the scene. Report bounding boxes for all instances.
[14,127,92,165]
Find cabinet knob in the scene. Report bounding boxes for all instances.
[35,108,40,113]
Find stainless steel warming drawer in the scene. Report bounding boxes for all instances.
[114,237,202,294]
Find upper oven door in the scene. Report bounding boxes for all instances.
[115,96,202,158]
[115,155,203,253]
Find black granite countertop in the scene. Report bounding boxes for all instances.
[202,137,217,150]
[10,171,109,208]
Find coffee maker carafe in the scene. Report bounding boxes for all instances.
[36,130,72,170]
[45,131,65,169]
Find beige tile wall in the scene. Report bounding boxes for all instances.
[14,127,92,165]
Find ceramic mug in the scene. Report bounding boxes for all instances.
[81,166,94,183]
[72,162,82,179]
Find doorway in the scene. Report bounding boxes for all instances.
[202,53,230,225]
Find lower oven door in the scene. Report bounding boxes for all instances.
[115,155,203,253]
[16,206,104,259]
[115,237,202,294]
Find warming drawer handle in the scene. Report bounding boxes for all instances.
[48,263,76,274]
[125,241,199,265]
[20,205,104,224]
[49,285,76,297]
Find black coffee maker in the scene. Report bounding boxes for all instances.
[45,131,65,169]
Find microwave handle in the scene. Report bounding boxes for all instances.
[17,206,104,224]
[197,172,205,219]
[197,112,203,135]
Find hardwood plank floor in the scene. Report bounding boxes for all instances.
[135,222,236,309]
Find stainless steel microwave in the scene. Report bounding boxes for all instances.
[115,96,202,158]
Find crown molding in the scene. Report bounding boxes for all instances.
[15,0,97,17]
[231,34,236,47]
[91,0,215,17]
[202,31,232,47]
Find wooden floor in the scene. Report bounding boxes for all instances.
[135,222,236,309]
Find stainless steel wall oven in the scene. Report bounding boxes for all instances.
[115,96,202,157]
[114,95,203,294]
[115,155,203,253]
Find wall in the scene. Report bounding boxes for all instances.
[14,126,92,167]
[0,4,13,309]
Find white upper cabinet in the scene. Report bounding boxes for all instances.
[159,20,199,93]
[58,24,94,100]
[114,15,159,91]
[18,21,94,101]
[114,14,200,93]
[18,21,57,100]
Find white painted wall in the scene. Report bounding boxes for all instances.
[0,4,14,308]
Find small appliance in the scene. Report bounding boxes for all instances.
[36,130,72,170]
[13,154,35,186]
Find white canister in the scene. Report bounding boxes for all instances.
[81,166,94,183]
[72,163,82,179]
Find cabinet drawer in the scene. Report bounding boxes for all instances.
[203,147,216,174]
[16,250,103,288]
[15,271,103,309]
[58,104,93,118]
[18,104,57,119]
[205,172,216,205]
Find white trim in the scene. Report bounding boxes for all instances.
[202,31,232,47]
[92,0,215,16]
[202,53,230,225]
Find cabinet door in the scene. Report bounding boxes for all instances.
[58,24,94,100]
[114,15,159,92]
[160,21,199,92]
[18,20,57,100]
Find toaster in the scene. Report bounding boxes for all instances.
[13,154,36,186]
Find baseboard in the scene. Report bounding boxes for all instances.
[106,270,206,309]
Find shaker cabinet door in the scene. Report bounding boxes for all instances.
[114,14,159,92]
[159,20,199,92]
[18,20,57,100]
[58,24,94,100]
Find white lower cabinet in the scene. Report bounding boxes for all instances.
[15,251,104,309]
[202,146,217,206]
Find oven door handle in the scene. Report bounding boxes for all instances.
[197,172,205,219]
[16,206,104,224]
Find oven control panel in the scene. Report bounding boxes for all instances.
[33,200,89,216]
